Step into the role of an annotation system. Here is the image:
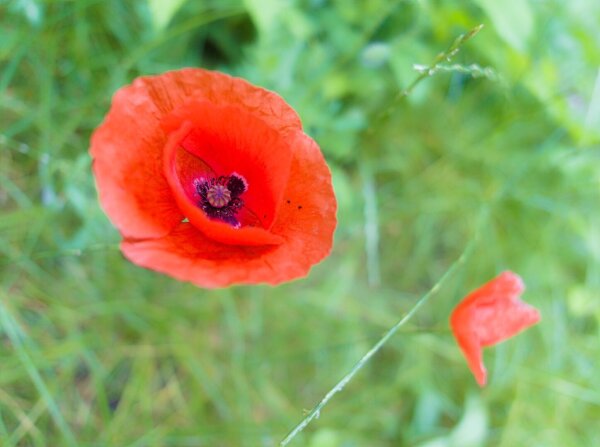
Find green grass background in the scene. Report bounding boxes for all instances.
[1,0,600,446]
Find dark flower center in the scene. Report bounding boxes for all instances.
[194,173,247,228]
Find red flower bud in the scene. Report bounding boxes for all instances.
[450,271,541,386]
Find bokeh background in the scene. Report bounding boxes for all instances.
[2,0,600,446]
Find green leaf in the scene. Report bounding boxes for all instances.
[308,429,342,447]
[476,0,534,51]
[243,0,285,34]
[147,0,188,32]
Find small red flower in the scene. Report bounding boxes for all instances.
[90,68,336,287]
[450,271,541,386]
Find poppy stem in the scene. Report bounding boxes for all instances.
[279,208,489,446]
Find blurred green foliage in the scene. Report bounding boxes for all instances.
[1,0,599,446]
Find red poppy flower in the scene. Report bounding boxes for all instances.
[90,68,336,287]
[450,271,541,386]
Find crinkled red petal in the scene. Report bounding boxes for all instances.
[90,89,182,239]
[450,271,541,386]
[90,69,302,240]
[122,133,336,287]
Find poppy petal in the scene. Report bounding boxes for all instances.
[90,88,182,239]
[121,132,336,287]
[270,133,337,248]
[450,271,541,386]
[90,69,302,240]
[142,68,302,133]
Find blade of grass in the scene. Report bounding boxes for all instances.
[9,398,46,446]
[360,164,381,287]
[371,24,485,131]
[0,296,77,446]
[401,24,485,98]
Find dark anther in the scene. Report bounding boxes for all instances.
[227,174,247,197]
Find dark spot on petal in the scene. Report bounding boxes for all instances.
[297,205,302,210]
